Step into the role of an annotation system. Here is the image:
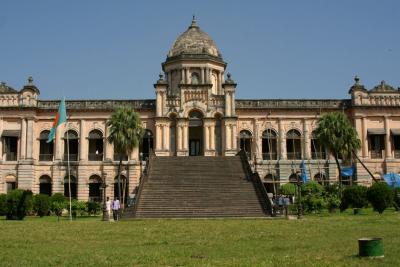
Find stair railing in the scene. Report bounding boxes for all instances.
[238,149,273,215]
[131,149,155,217]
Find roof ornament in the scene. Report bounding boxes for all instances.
[354,75,360,85]
[190,15,198,28]
[27,76,34,85]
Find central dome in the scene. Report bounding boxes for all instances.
[167,18,222,59]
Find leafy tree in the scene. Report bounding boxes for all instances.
[314,112,361,188]
[33,194,51,217]
[50,193,66,220]
[107,106,143,208]
[340,185,368,211]
[367,183,394,214]
[6,189,33,220]
[71,200,87,217]
[301,181,326,213]
[280,183,296,195]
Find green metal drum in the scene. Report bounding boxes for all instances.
[358,238,384,257]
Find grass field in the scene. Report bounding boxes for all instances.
[0,210,399,267]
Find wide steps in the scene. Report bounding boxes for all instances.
[127,156,268,218]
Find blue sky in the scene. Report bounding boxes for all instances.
[1,1,399,100]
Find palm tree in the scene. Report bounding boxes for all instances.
[314,112,361,188]
[107,106,143,209]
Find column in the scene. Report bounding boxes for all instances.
[205,68,209,83]
[26,119,34,159]
[183,124,188,151]
[225,92,231,117]
[163,124,168,150]
[231,91,236,116]
[130,146,138,161]
[219,72,223,94]
[203,124,209,152]
[225,124,231,150]
[185,68,189,84]
[181,68,185,83]
[155,124,161,150]
[201,67,205,84]
[210,124,215,151]
[278,119,286,160]
[384,116,391,158]
[156,91,162,117]
[232,124,237,150]
[177,125,182,151]
[0,118,3,160]
[303,119,310,159]
[354,118,362,157]
[104,121,113,161]
[361,117,367,158]
[79,120,86,161]
[20,118,26,160]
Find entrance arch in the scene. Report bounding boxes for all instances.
[188,110,203,156]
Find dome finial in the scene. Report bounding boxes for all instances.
[190,15,198,28]
[28,75,34,85]
[354,75,360,85]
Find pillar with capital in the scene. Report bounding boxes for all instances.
[384,116,391,158]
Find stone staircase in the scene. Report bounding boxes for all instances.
[125,156,270,218]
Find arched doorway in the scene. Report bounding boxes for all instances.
[39,175,52,196]
[140,130,153,160]
[64,130,79,161]
[239,130,252,158]
[88,175,102,203]
[88,130,103,161]
[64,175,77,199]
[39,130,53,161]
[188,110,203,156]
[262,129,278,160]
[286,129,302,160]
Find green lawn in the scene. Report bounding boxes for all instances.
[0,210,399,267]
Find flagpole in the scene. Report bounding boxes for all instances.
[66,117,72,221]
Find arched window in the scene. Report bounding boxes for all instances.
[314,173,327,186]
[262,129,278,160]
[286,129,302,160]
[191,72,199,85]
[64,175,77,199]
[39,130,53,161]
[5,175,17,193]
[289,173,300,183]
[64,130,79,161]
[88,175,102,203]
[140,130,153,160]
[240,130,252,158]
[311,131,326,159]
[264,174,279,195]
[88,130,103,161]
[114,175,128,205]
[39,175,52,196]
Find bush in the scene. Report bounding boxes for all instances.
[6,189,33,220]
[71,200,87,217]
[280,183,296,195]
[340,185,368,211]
[367,182,394,214]
[50,193,66,219]
[325,194,341,212]
[0,194,7,216]
[33,194,51,217]
[86,201,101,215]
[300,181,326,213]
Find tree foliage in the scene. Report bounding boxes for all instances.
[280,183,296,195]
[367,183,394,214]
[340,185,368,211]
[33,194,51,217]
[6,189,33,220]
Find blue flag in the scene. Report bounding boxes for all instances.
[383,173,400,188]
[300,160,309,183]
[341,166,355,177]
[47,98,67,143]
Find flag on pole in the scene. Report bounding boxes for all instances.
[300,160,309,184]
[47,98,67,143]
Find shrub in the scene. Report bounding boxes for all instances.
[326,195,341,212]
[6,189,33,220]
[50,193,66,220]
[300,181,326,213]
[367,182,394,214]
[0,194,7,216]
[71,200,87,217]
[340,185,368,211]
[280,183,296,195]
[33,194,51,217]
[86,201,101,215]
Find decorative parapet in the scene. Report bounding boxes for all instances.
[349,76,400,107]
[235,99,349,109]
[37,99,156,111]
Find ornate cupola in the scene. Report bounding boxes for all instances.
[161,17,227,97]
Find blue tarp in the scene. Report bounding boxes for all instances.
[383,173,400,188]
[341,166,355,177]
[300,161,309,184]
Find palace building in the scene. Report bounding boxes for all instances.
[1,18,400,209]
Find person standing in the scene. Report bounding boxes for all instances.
[106,197,113,221]
[112,197,121,221]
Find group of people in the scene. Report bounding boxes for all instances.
[272,194,292,216]
[106,197,121,221]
